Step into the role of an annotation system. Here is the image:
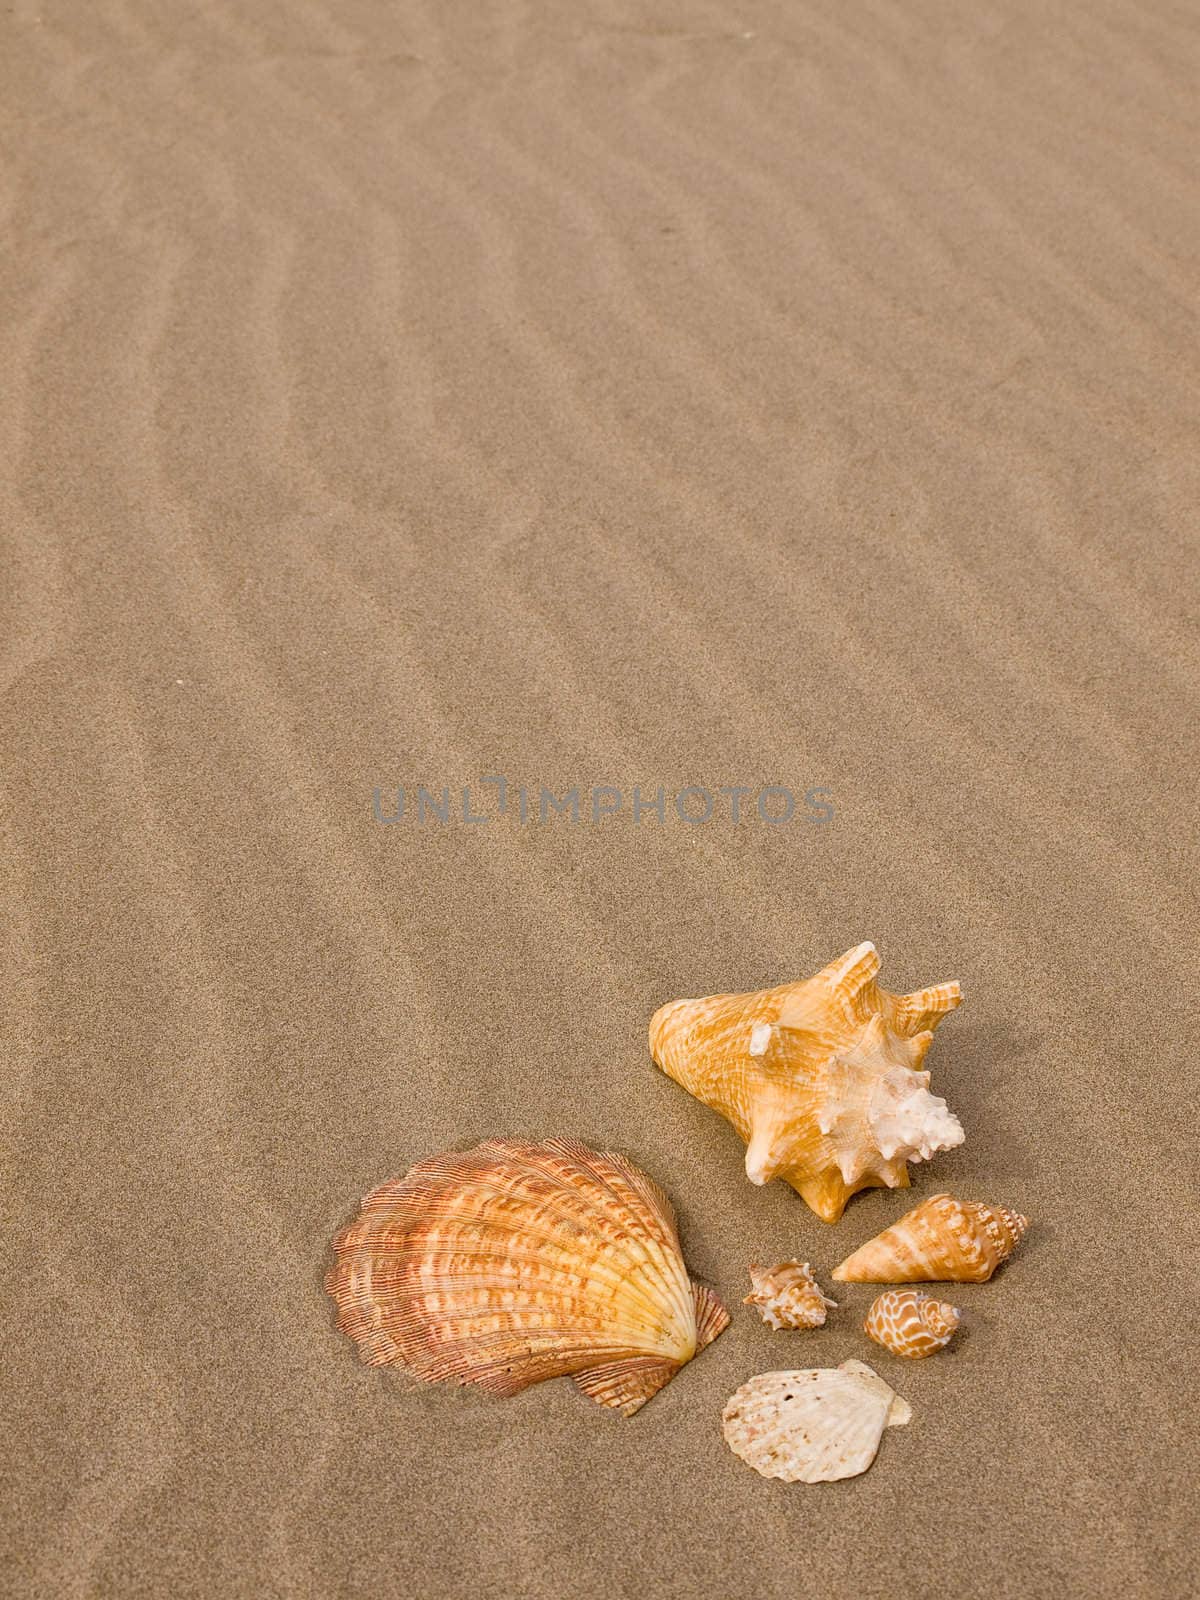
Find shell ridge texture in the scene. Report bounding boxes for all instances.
[327,1138,727,1415]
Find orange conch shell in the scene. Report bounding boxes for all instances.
[744,1260,836,1330]
[833,1193,1030,1283]
[864,1289,961,1358]
[650,942,963,1221]
[327,1136,729,1416]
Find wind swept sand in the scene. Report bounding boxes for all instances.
[3,2,1197,1597]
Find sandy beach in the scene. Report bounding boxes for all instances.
[3,2,1197,1596]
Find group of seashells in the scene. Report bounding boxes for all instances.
[328,942,1030,1483]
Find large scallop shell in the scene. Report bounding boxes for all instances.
[864,1289,961,1358]
[832,1192,1030,1283]
[650,942,963,1221]
[327,1136,730,1416]
[722,1360,911,1482]
[744,1260,836,1330]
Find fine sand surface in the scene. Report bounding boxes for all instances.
[3,3,1197,1597]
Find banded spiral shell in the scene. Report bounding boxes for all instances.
[743,1260,836,1330]
[864,1289,961,1358]
[722,1360,912,1482]
[327,1136,729,1416]
[650,942,963,1221]
[833,1192,1030,1283]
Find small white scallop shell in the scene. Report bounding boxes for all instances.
[722,1360,911,1482]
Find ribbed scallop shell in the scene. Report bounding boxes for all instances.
[722,1360,911,1482]
[744,1260,836,1330]
[327,1136,729,1417]
[832,1193,1030,1283]
[650,942,963,1221]
[864,1289,961,1358]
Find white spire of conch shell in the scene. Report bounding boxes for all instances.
[649,942,964,1221]
[866,1068,964,1167]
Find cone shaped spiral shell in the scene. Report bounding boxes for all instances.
[722,1360,911,1482]
[864,1289,961,1358]
[326,1136,729,1416]
[744,1261,836,1330]
[833,1193,1030,1283]
[649,942,963,1221]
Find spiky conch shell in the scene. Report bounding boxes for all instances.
[743,1260,836,1330]
[649,942,963,1222]
[722,1360,911,1483]
[326,1136,730,1417]
[833,1193,1030,1283]
[864,1289,961,1358]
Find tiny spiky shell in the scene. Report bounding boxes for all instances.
[744,1260,836,1330]
[833,1193,1030,1283]
[327,1136,729,1416]
[864,1289,961,1358]
[722,1360,911,1482]
[650,942,963,1221]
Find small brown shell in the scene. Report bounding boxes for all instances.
[744,1260,837,1330]
[327,1136,729,1416]
[864,1289,961,1358]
